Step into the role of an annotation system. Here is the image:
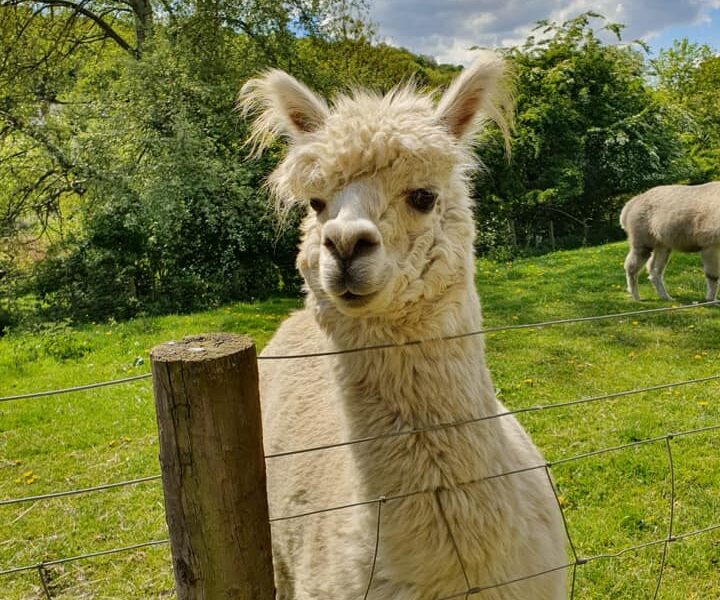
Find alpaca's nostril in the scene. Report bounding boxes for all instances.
[351,236,379,258]
[323,237,337,254]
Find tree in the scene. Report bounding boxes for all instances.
[0,0,377,248]
[1,0,152,58]
[652,40,720,181]
[650,38,713,97]
[2,0,458,322]
[473,13,690,255]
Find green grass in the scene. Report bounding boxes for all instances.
[0,299,300,599]
[1,242,719,599]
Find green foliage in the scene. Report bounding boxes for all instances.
[295,38,458,95]
[650,38,713,95]
[474,13,694,257]
[2,0,456,322]
[35,321,93,360]
[652,41,720,181]
[0,305,12,336]
[1,6,719,322]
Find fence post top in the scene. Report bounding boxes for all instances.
[150,333,255,363]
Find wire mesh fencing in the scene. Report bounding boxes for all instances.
[1,300,719,598]
[267,425,720,599]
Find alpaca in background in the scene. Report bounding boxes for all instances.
[621,181,720,301]
[241,53,567,599]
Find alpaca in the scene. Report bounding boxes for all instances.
[241,53,567,600]
[621,182,720,302]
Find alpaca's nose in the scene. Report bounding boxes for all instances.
[322,220,381,264]
[323,235,379,262]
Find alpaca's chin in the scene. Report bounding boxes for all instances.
[315,266,394,317]
[318,284,392,317]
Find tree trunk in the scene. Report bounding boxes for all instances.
[129,0,154,56]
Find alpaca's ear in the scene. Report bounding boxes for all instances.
[238,70,329,154]
[435,51,512,145]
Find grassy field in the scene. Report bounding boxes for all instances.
[1,241,719,599]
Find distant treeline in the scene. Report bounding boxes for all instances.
[0,4,718,326]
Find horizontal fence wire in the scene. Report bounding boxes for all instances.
[258,300,719,360]
[2,301,715,404]
[436,562,575,600]
[1,385,715,515]
[0,373,151,403]
[0,490,715,594]
[415,426,720,600]
[433,516,720,597]
[0,540,170,577]
[4,526,717,593]
[0,475,162,507]
[265,373,720,459]
[268,424,720,523]
[434,518,720,600]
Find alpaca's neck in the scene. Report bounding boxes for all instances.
[322,282,504,497]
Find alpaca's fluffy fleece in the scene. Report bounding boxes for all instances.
[620,181,720,301]
[242,53,567,599]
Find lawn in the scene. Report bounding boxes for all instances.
[1,241,719,599]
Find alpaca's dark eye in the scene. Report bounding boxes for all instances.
[406,189,437,213]
[309,198,326,214]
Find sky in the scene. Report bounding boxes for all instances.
[368,0,720,65]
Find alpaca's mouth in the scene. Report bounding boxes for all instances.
[338,290,378,306]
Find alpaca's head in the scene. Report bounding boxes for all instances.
[240,54,511,320]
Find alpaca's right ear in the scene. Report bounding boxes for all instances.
[238,70,329,155]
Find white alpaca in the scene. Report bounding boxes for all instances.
[241,54,567,600]
[621,182,720,302]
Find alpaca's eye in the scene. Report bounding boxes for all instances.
[406,189,437,213]
[309,198,326,214]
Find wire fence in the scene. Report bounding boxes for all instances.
[0,373,151,403]
[262,424,720,598]
[1,300,719,598]
[1,301,715,405]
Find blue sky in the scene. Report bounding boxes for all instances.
[647,7,720,53]
[369,1,720,64]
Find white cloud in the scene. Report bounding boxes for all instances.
[369,0,720,64]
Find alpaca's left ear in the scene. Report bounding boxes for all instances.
[435,51,512,145]
[238,69,329,155]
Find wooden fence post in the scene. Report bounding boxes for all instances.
[151,333,275,600]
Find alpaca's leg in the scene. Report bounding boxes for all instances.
[624,246,650,301]
[647,246,673,300]
[700,247,720,301]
